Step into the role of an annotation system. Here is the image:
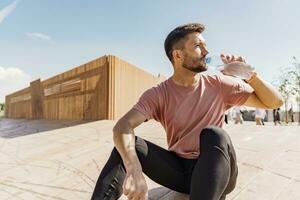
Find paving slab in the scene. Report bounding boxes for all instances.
[0,119,299,199]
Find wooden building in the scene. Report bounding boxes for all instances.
[5,55,166,120]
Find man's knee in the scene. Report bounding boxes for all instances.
[200,126,231,151]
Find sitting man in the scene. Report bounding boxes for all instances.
[91,23,283,200]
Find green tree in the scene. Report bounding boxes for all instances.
[275,57,300,125]
[278,77,294,123]
[289,57,300,124]
[273,66,295,123]
[0,103,4,111]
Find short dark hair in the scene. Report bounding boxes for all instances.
[164,23,205,63]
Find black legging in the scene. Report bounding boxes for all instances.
[91,126,238,200]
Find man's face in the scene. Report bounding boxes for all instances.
[180,32,209,73]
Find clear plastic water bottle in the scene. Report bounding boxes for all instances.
[205,56,226,72]
[205,55,255,80]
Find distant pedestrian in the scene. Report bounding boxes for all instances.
[273,108,281,125]
[233,107,243,124]
[224,110,229,124]
[255,109,266,125]
[288,107,294,124]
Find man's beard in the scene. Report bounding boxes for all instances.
[182,55,207,73]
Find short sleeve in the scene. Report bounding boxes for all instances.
[219,75,254,109]
[132,87,161,122]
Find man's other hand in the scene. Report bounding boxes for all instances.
[123,169,148,200]
[220,54,246,64]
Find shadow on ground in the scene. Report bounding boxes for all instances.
[0,118,95,138]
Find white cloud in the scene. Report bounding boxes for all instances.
[0,67,31,103]
[26,32,51,41]
[0,0,18,24]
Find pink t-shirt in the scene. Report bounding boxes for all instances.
[133,74,253,159]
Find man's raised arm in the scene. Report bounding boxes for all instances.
[244,74,283,109]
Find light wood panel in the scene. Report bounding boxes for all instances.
[30,79,44,119]
[5,55,166,120]
[5,87,32,118]
[109,55,166,120]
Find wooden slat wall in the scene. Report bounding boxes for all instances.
[108,55,167,120]
[5,55,166,120]
[30,79,44,119]
[42,56,109,120]
[83,57,109,120]
[5,87,32,118]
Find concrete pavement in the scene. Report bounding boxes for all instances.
[0,119,299,200]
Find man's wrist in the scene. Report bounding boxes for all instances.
[125,162,142,172]
[124,156,142,172]
[245,71,257,84]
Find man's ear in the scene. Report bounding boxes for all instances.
[172,49,183,62]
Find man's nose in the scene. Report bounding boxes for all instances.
[202,47,209,56]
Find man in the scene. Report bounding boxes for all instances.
[273,108,282,125]
[255,108,266,125]
[288,107,294,124]
[233,107,244,124]
[91,23,283,200]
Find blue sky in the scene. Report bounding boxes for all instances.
[1,0,300,102]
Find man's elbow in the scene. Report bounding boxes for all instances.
[268,98,284,109]
[112,123,120,134]
[113,120,132,135]
[275,95,284,108]
[112,121,135,145]
[112,123,123,145]
[113,118,124,132]
[277,98,284,107]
